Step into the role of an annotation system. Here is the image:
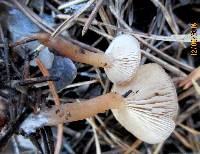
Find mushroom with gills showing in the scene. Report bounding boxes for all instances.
[111,63,178,144]
[27,33,141,85]
[20,63,178,144]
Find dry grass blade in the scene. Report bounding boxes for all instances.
[153,142,164,154]
[150,0,178,35]
[59,79,98,92]
[192,79,200,95]
[140,50,186,77]
[52,0,96,37]
[179,67,200,89]
[177,100,200,124]
[95,116,130,150]
[173,130,194,149]
[82,0,104,36]
[178,123,200,136]
[81,24,114,39]
[99,7,114,36]
[86,118,101,154]
[124,139,142,154]
[58,0,88,10]
[137,34,200,42]
[136,37,193,72]
[178,88,195,101]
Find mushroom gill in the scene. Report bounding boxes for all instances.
[112,63,178,144]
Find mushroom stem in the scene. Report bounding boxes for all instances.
[42,92,124,126]
[31,33,113,68]
[17,33,141,84]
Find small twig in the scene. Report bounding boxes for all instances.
[124,139,142,154]
[141,50,186,77]
[58,0,87,10]
[51,0,96,37]
[178,123,200,136]
[86,118,101,154]
[153,142,164,154]
[0,24,15,122]
[95,116,130,150]
[178,88,195,101]
[10,36,37,48]
[99,7,115,36]
[59,79,98,92]
[136,36,193,72]
[35,58,63,154]
[179,66,200,89]
[173,130,194,149]
[150,0,179,35]
[40,128,50,154]
[82,0,104,36]
[0,108,31,151]
[35,58,60,106]
[44,126,55,154]
[18,76,60,86]
[0,25,10,83]
[29,134,44,154]
[177,100,200,124]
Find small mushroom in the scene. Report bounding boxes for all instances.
[111,63,178,144]
[104,34,141,84]
[21,63,178,144]
[29,33,141,84]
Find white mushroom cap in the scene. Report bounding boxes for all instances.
[104,34,141,85]
[111,63,178,144]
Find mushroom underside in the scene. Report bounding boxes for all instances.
[111,63,178,144]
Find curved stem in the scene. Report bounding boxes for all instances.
[35,58,63,154]
[41,92,125,126]
[32,33,113,68]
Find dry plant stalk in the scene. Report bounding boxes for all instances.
[35,58,63,154]
[179,66,200,89]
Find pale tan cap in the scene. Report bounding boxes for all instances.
[104,34,141,85]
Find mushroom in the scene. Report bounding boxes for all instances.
[29,33,141,84]
[20,63,178,144]
[111,63,178,143]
